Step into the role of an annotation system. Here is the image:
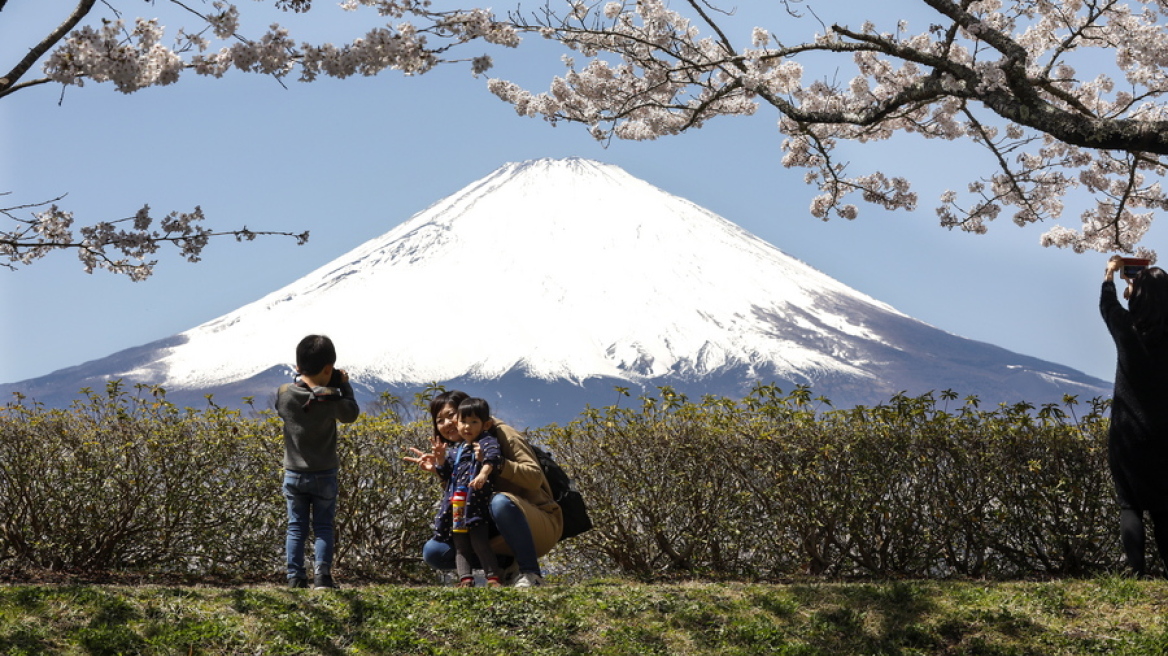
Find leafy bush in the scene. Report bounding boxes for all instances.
[0,383,436,581]
[537,385,1117,580]
[0,381,1118,581]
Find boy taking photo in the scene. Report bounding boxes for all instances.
[275,334,360,589]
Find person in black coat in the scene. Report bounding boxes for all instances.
[1101,255,1168,577]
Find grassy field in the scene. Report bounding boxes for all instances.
[2,577,1167,655]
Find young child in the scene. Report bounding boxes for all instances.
[275,335,360,589]
[434,397,504,587]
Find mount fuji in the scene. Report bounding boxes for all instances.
[5,158,1108,426]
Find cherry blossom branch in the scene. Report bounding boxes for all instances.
[0,0,97,99]
[12,0,1168,259]
[22,1,519,94]
[819,23,1168,155]
[683,0,737,60]
[489,0,1168,255]
[2,1,521,277]
[945,105,1050,231]
[1,196,309,280]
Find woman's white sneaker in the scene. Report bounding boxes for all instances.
[513,572,544,588]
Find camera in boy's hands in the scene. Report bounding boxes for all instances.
[306,368,348,399]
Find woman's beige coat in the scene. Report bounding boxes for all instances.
[490,421,563,557]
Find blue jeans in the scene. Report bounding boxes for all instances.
[283,468,338,580]
[422,493,541,576]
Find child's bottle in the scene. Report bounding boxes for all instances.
[451,486,468,533]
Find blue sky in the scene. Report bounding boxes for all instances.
[0,1,1143,393]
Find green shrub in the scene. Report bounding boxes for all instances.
[0,383,437,580]
[537,385,1116,580]
[0,382,1118,581]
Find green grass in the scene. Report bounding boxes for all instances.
[1,577,1167,655]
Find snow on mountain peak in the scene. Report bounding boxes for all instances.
[145,158,908,390]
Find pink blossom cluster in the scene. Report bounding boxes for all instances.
[42,1,518,91]
[490,0,761,140]
[1,198,309,279]
[43,18,185,93]
[489,0,1168,256]
[6,0,516,276]
[17,0,1168,272]
[0,202,208,280]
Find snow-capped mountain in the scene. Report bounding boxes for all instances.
[5,158,1109,426]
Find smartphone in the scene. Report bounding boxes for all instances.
[1122,257,1151,278]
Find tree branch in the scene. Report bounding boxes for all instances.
[782,24,1168,155]
[0,0,97,96]
[2,196,310,279]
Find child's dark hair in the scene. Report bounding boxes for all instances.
[296,335,337,376]
[458,397,491,423]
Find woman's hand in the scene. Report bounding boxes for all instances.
[403,435,447,473]
[402,447,435,472]
[1106,254,1124,281]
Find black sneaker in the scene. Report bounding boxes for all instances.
[289,577,309,589]
[313,574,337,590]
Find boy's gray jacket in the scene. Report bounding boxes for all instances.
[276,381,360,471]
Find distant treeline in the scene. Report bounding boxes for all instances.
[0,382,1122,581]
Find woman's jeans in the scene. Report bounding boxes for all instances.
[283,468,338,581]
[423,493,542,575]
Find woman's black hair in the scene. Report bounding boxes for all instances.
[428,390,469,442]
[1130,267,1168,345]
[457,397,491,423]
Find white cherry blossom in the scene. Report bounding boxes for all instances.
[3,0,516,277]
[8,0,1168,276]
[492,0,1168,257]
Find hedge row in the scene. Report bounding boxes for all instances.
[534,385,1118,579]
[0,382,1121,581]
[0,383,436,581]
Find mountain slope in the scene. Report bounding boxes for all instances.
[3,158,1109,426]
